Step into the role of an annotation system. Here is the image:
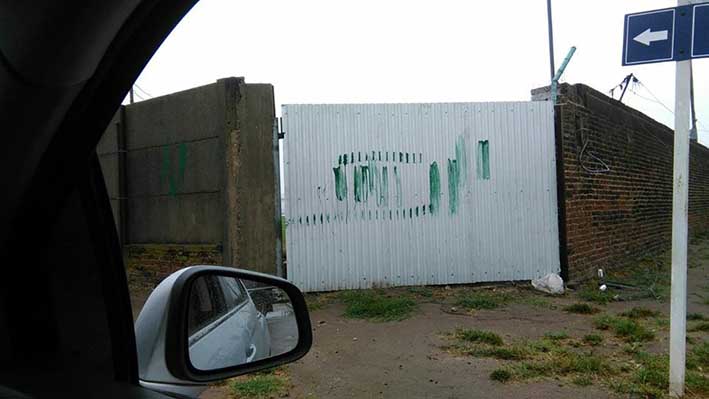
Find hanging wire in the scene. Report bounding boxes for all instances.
[633,80,675,116]
[134,84,153,99]
[578,127,611,174]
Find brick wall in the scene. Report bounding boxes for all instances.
[553,84,709,282]
[124,244,223,291]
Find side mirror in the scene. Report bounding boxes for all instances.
[135,266,312,393]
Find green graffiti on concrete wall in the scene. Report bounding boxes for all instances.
[161,143,187,197]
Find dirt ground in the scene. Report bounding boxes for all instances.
[137,240,709,399]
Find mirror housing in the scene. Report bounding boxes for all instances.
[135,266,312,386]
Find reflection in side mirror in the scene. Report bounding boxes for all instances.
[135,265,311,395]
[187,276,298,371]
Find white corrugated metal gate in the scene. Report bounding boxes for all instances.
[283,101,559,292]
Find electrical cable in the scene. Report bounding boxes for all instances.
[134,84,153,98]
[577,127,611,174]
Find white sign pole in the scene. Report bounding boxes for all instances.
[669,2,691,397]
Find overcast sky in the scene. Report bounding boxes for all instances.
[131,0,709,144]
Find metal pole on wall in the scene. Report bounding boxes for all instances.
[550,46,576,105]
[669,1,691,396]
[547,0,556,80]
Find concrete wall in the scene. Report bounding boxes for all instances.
[98,77,280,284]
[544,83,709,282]
[222,79,282,275]
[97,109,125,241]
[124,82,225,244]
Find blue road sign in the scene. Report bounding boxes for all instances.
[692,3,709,58]
[623,5,709,66]
[624,8,676,65]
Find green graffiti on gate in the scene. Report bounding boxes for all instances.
[333,166,347,201]
[429,162,441,214]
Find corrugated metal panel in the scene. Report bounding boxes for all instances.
[283,102,559,292]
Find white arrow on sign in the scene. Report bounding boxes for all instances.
[633,28,669,46]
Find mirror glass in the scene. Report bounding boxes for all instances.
[186,274,298,371]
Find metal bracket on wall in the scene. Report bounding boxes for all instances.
[277,117,285,139]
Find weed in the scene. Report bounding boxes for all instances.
[613,258,671,301]
[689,321,709,332]
[518,295,555,309]
[563,303,600,314]
[340,290,417,321]
[688,313,706,321]
[688,342,709,369]
[461,345,530,361]
[583,334,603,346]
[231,374,286,398]
[592,315,614,330]
[687,373,709,396]
[614,352,707,397]
[407,286,434,298]
[526,339,554,353]
[455,290,511,310]
[456,329,503,346]
[490,369,512,382]
[619,307,660,319]
[655,318,670,328]
[572,375,593,386]
[578,286,613,305]
[607,352,667,397]
[305,293,335,311]
[503,351,613,381]
[543,331,569,341]
[593,315,654,342]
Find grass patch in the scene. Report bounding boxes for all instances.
[450,329,530,360]
[407,286,434,298]
[340,290,417,321]
[593,315,655,342]
[572,375,593,386]
[460,344,530,361]
[305,293,336,311]
[543,331,569,341]
[455,290,511,310]
[689,321,709,332]
[619,306,660,319]
[688,342,709,369]
[563,303,600,314]
[578,286,614,305]
[231,373,287,398]
[490,369,512,382]
[612,351,709,397]
[688,313,707,321]
[583,334,603,346]
[501,351,614,381]
[612,257,671,301]
[456,329,503,346]
[655,317,670,328]
[517,295,556,309]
